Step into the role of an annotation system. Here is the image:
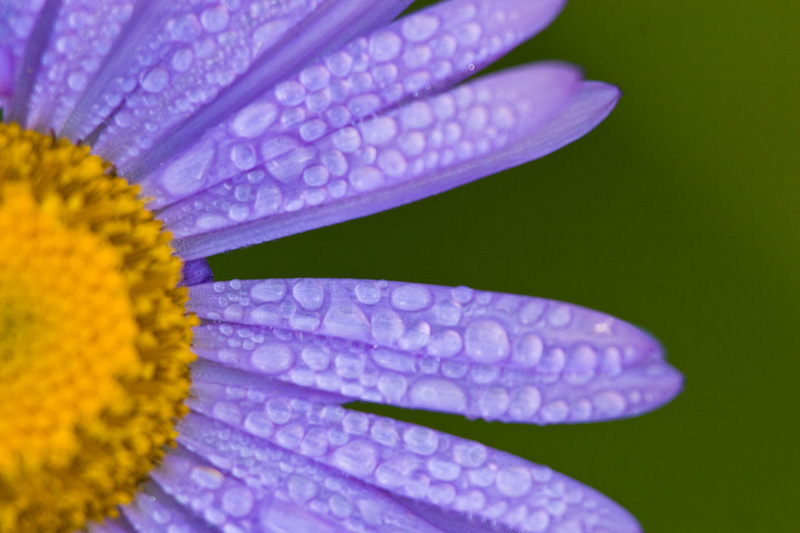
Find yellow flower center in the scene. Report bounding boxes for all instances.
[0,123,196,532]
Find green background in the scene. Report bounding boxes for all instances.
[211,2,800,531]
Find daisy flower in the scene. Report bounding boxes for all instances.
[0,0,683,532]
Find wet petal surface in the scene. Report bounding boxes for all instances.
[169,360,642,532]
[190,279,682,424]
[138,0,568,207]
[165,65,612,260]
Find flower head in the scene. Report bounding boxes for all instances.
[0,0,682,532]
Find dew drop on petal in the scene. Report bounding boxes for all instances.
[250,279,286,303]
[292,278,324,310]
[409,378,466,412]
[222,486,254,517]
[496,466,532,497]
[402,14,440,42]
[251,343,294,374]
[594,390,627,418]
[369,30,402,62]
[391,284,432,311]
[403,426,439,455]
[464,319,510,363]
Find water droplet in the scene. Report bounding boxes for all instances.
[321,150,349,177]
[232,101,278,138]
[325,51,353,78]
[403,426,439,455]
[377,373,408,402]
[292,278,324,310]
[334,353,365,379]
[496,466,532,497]
[426,330,462,358]
[67,71,88,91]
[564,345,598,385]
[275,80,306,106]
[391,284,432,311]
[251,343,294,374]
[547,305,572,328]
[464,319,510,363]
[299,119,327,141]
[541,400,570,423]
[369,30,402,62]
[212,401,242,424]
[250,279,286,303]
[333,439,378,476]
[299,64,331,91]
[519,300,546,325]
[360,116,398,145]
[355,281,381,305]
[191,466,224,489]
[349,166,383,192]
[200,5,229,33]
[288,474,318,504]
[244,411,274,437]
[513,333,543,367]
[171,48,194,72]
[402,14,441,42]
[303,165,330,186]
[332,127,362,152]
[593,390,627,418]
[376,149,408,178]
[403,44,433,69]
[398,131,426,156]
[431,33,458,58]
[347,94,381,118]
[230,142,256,170]
[508,386,541,421]
[222,486,254,517]
[410,378,466,412]
[478,386,510,418]
[455,22,482,46]
[169,14,201,42]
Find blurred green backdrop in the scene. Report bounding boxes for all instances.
[210,1,800,531]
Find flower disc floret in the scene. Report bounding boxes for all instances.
[0,123,196,532]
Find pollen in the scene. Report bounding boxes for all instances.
[0,123,197,532]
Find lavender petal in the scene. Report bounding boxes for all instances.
[164,63,593,260]
[0,0,47,111]
[189,279,682,424]
[121,481,218,533]
[4,0,58,123]
[138,0,568,209]
[24,0,137,132]
[10,0,410,168]
[184,365,642,532]
[111,0,414,178]
[160,413,444,532]
[182,257,214,286]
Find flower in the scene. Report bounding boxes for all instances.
[0,0,683,532]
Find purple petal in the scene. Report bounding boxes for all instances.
[160,414,444,532]
[188,279,682,424]
[182,364,642,532]
[3,0,57,122]
[182,257,214,286]
[8,0,410,163]
[23,0,138,133]
[0,0,48,110]
[163,63,594,260]
[93,0,414,176]
[138,0,567,208]
[121,482,217,533]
